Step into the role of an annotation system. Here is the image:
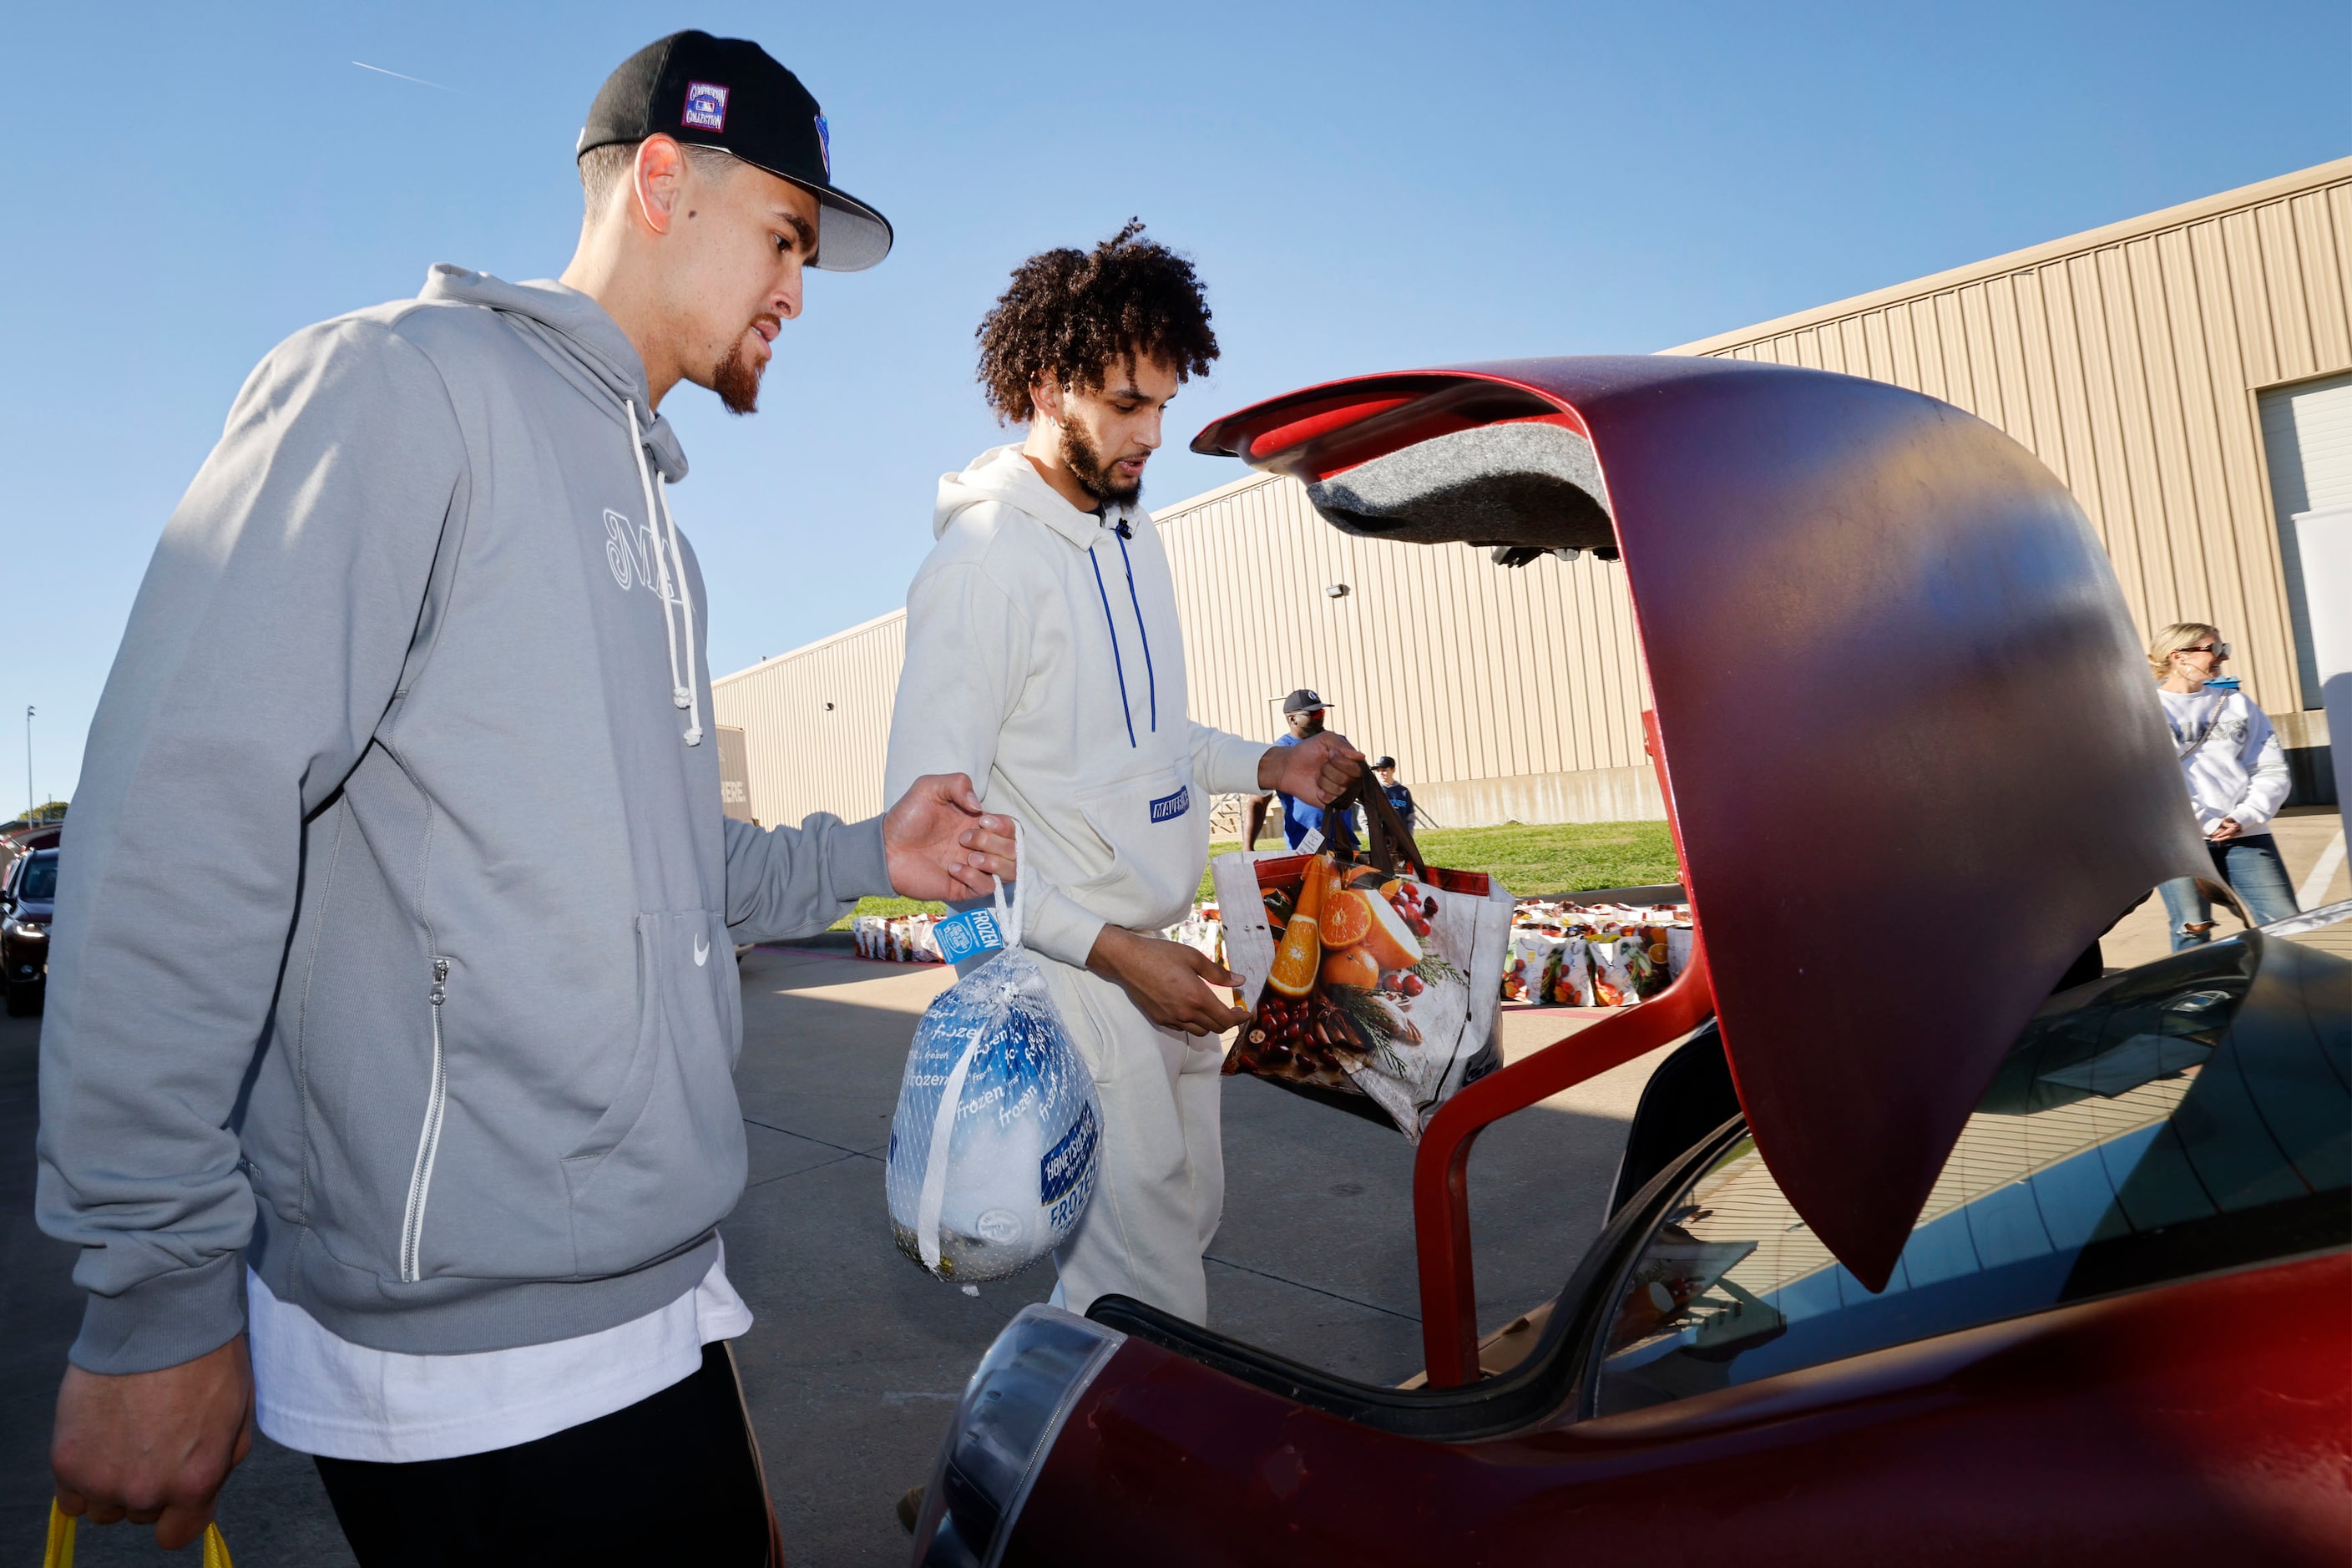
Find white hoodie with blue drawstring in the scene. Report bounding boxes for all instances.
[886,445,1267,969]
[884,444,1267,1323]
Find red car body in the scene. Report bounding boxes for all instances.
[907,357,2350,1566]
[1017,1255,2345,1565]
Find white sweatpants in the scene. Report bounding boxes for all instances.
[1029,952,1225,1325]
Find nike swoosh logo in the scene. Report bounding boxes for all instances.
[694,936,711,967]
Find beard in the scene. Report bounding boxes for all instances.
[711,317,779,415]
[1059,419,1141,506]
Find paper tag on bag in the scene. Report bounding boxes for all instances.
[1298,827,1326,853]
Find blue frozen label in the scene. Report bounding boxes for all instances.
[933,907,1006,963]
[1040,1098,1100,1205]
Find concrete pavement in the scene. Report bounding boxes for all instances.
[2097,804,2349,969]
[719,943,1661,1564]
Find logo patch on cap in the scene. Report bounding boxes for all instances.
[813,114,831,176]
[682,82,729,132]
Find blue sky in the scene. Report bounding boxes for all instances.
[5,0,2345,808]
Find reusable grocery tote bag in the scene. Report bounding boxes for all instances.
[884,838,1102,1282]
[1215,778,1514,1141]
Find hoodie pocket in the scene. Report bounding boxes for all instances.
[559,910,746,1277]
[1067,763,1204,927]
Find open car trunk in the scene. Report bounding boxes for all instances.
[1191,354,2214,1304]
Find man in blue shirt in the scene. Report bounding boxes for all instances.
[1245,690,1359,851]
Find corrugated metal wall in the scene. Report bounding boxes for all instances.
[717,159,2351,833]
[711,478,1655,832]
[711,609,905,828]
[1157,473,1655,824]
[1672,158,2352,721]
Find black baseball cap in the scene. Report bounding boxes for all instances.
[1282,689,1332,715]
[1372,756,1396,770]
[578,31,893,272]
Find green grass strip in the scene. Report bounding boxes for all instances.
[824,820,1679,932]
[1197,820,1679,902]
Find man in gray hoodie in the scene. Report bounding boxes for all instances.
[42,33,1009,1563]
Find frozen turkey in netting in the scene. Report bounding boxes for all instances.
[885,945,1100,1282]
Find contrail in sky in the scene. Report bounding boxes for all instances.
[352,61,451,91]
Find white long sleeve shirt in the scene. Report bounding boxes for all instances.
[2157,686,2292,836]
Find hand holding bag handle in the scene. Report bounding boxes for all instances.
[1333,773,1433,885]
[44,1503,232,1568]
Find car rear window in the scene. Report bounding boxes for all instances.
[1591,936,2349,1415]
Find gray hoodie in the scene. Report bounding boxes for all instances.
[38,267,891,1374]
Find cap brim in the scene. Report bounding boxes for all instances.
[741,159,893,271]
[808,186,893,272]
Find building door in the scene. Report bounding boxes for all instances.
[2260,370,2352,708]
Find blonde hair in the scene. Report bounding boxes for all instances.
[2148,621,2223,681]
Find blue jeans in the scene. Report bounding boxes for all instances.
[2159,834,2301,949]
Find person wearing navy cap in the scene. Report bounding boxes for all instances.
[1372,756,1418,832]
[43,32,1008,1565]
[1245,690,1361,852]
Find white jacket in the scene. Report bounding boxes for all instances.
[2157,685,2293,836]
[884,446,1266,967]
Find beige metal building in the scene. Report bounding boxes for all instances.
[715,157,2351,833]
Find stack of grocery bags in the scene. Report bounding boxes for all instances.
[851,896,1690,1011]
[852,913,944,964]
[1501,900,1693,1007]
[1161,904,1227,969]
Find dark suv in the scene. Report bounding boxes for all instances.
[3,847,57,1016]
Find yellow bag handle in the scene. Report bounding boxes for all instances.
[45,1502,232,1568]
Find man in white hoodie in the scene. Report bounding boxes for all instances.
[884,224,1362,1323]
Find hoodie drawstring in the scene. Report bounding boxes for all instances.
[1115,529,1157,734]
[1087,549,1136,749]
[655,483,704,746]
[626,400,704,747]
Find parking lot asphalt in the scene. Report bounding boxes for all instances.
[0,943,1662,1566]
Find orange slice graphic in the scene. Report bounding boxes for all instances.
[1320,888,1373,950]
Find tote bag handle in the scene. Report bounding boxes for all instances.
[45,1503,232,1568]
[1331,774,1433,886]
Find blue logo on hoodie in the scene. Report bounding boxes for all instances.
[1148,786,1190,823]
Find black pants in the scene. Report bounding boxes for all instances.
[316,1343,775,1567]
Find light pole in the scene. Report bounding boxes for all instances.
[23,706,31,826]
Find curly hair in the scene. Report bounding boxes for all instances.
[976,220,1219,424]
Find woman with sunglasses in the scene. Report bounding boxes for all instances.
[2150,621,2299,948]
